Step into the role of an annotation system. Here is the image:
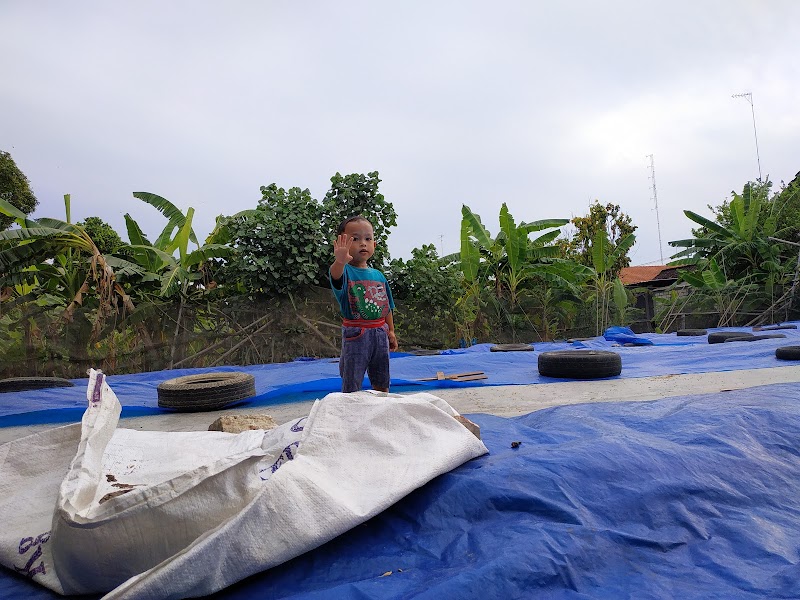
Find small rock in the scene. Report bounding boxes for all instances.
[208,414,277,433]
[454,415,481,439]
[511,441,522,449]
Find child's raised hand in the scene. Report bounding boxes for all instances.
[333,233,353,265]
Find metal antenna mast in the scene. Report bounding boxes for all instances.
[732,92,763,181]
[646,154,664,263]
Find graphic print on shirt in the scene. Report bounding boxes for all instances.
[348,280,389,319]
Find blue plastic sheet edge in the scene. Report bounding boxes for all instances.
[2,323,800,427]
[4,381,800,599]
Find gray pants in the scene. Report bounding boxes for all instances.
[339,324,390,392]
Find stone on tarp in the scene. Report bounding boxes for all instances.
[208,414,278,433]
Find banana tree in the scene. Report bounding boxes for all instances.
[585,227,636,335]
[123,193,245,367]
[670,190,789,323]
[670,191,781,281]
[124,192,252,298]
[0,194,150,373]
[0,195,140,330]
[454,203,586,339]
[459,203,570,304]
[678,258,757,326]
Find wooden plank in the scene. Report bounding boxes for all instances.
[451,374,488,382]
[416,371,486,382]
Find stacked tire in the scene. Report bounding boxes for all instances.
[157,372,256,412]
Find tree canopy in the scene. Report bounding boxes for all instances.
[219,184,328,295]
[562,201,637,277]
[78,216,124,256]
[0,151,38,231]
[321,172,397,269]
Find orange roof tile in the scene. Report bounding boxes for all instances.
[619,266,671,285]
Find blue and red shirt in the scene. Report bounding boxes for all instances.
[329,264,395,323]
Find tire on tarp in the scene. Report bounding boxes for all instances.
[490,344,534,352]
[157,372,256,412]
[538,350,622,379]
[776,346,800,360]
[408,349,441,356]
[754,324,798,331]
[723,334,787,343]
[677,329,707,336]
[708,332,754,344]
[0,377,75,393]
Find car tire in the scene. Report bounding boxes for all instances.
[408,349,441,356]
[157,372,256,412]
[723,334,787,342]
[708,332,754,344]
[0,376,75,393]
[538,350,622,379]
[776,346,800,360]
[490,343,534,352]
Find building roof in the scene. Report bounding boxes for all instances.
[619,265,679,285]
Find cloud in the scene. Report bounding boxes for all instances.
[1,0,798,266]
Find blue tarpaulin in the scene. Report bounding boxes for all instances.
[1,324,800,427]
[3,382,800,598]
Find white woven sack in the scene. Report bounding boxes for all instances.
[104,391,488,599]
[0,422,80,594]
[51,370,275,594]
[0,371,488,598]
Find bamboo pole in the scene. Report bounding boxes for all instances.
[173,312,274,368]
[210,318,275,367]
[295,313,341,354]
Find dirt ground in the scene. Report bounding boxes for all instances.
[3,365,800,444]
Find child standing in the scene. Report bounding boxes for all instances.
[329,216,398,392]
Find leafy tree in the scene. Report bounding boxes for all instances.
[698,180,772,239]
[78,216,124,256]
[0,151,38,231]
[459,204,573,304]
[320,172,397,269]
[563,201,637,276]
[219,184,327,295]
[388,244,464,347]
[389,244,461,305]
[771,172,800,244]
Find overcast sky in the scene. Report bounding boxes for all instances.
[2,1,799,265]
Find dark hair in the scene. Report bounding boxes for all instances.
[336,215,373,235]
